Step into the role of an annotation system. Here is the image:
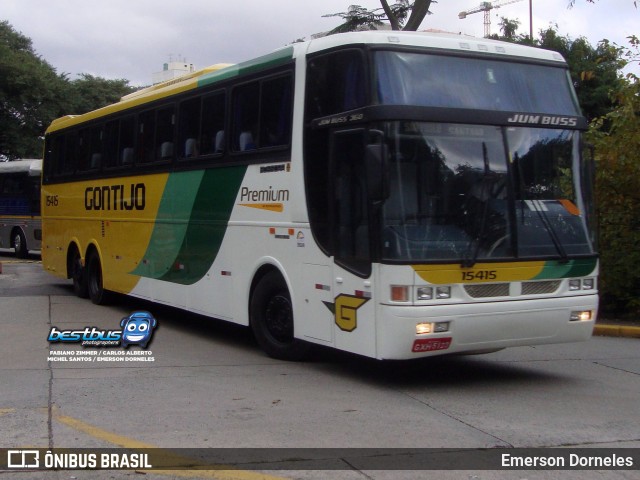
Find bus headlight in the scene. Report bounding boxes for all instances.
[569,279,581,291]
[436,286,451,299]
[570,310,592,322]
[416,287,433,300]
[416,322,432,334]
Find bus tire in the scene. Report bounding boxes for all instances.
[12,229,28,258]
[70,248,89,298]
[250,271,310,361]
[86,250,111,305]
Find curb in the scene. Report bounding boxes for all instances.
[593,324,640,339]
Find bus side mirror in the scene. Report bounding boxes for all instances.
[365,141,389,203]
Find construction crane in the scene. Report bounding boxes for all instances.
[458,0,524,38]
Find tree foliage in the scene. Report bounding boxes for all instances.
[0,20,66,159]
[324,1,434,34]
[587,38,640,315]
[0,21,136,159]
[67,74,135,115]
[490,25,626,122]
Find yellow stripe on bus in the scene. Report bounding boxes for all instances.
[412,261,546,284]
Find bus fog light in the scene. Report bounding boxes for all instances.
[416,287,433,300]
[434,321,450,333]
[570,310,592,322]
[582,278,595,290]
[569,279,581,291]
[436,286,451,299]
[416,322,432,334]
[391,285,410,302]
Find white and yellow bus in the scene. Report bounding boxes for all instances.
[42,31,598,360]
[0,159,42,257]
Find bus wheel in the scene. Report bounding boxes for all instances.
[250,271,309,361]
[70,249,89,298]
[12,229,28,258]
[86,250,111,305]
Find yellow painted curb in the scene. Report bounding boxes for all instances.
[593,324,640,338]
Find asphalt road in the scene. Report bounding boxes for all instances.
[0,257,639,480]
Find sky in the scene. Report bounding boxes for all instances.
[2,0,638,86]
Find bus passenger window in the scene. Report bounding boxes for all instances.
[156,106,175,161]
[78,125,103,171]
[138,110,156,164]
[62,131,79,174]
[178,97,201,158]
[232,82,259,152]
[118,116,136,167]
[104,120,119,168]
[232,75,292,152]
[200,92,225,156]
[259,76,292,148]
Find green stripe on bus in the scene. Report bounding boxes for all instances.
[534,257,597,279]
[131,166,247,284]
[157,165,247,285]
[131,170,204,279]
[198,47,294,88]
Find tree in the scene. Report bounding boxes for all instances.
[324,1,434,34]
[67,74,136,115]
[0,21,137,159]
[0,21,67,159]
[587,38,640,315]
[490,24,626,122]
[497,17,521,41]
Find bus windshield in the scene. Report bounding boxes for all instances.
[375,50,580,115]
[380,122,594,263]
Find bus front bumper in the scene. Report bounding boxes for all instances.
[376,294,599,360]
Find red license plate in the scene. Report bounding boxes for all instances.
[412,337,452,353]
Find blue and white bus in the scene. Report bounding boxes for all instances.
[0,159,42,257]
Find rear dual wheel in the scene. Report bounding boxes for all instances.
[70,249,88,298]
[86,250,111,305]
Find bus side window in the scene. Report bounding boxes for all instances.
[305,49,365,119]
[232,82,259,152]
[259,75,292,148]
[178,97,201,158]
[104,120,120,168]
[50,135,66,176]
[119,116,136,167]
[156,106,175,162]
[62,131,79,175]
[200,92,226,156]
[138,110,155,164]
[232,74,292,152]
[78,125,103,171]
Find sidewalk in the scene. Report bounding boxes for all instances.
[593,322,640,339]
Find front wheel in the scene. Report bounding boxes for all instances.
[250,271,310,361]
[86,250,111,305]
[13,230,28,258]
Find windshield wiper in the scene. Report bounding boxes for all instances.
[527,200,569,264]
[462,142,498,268]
